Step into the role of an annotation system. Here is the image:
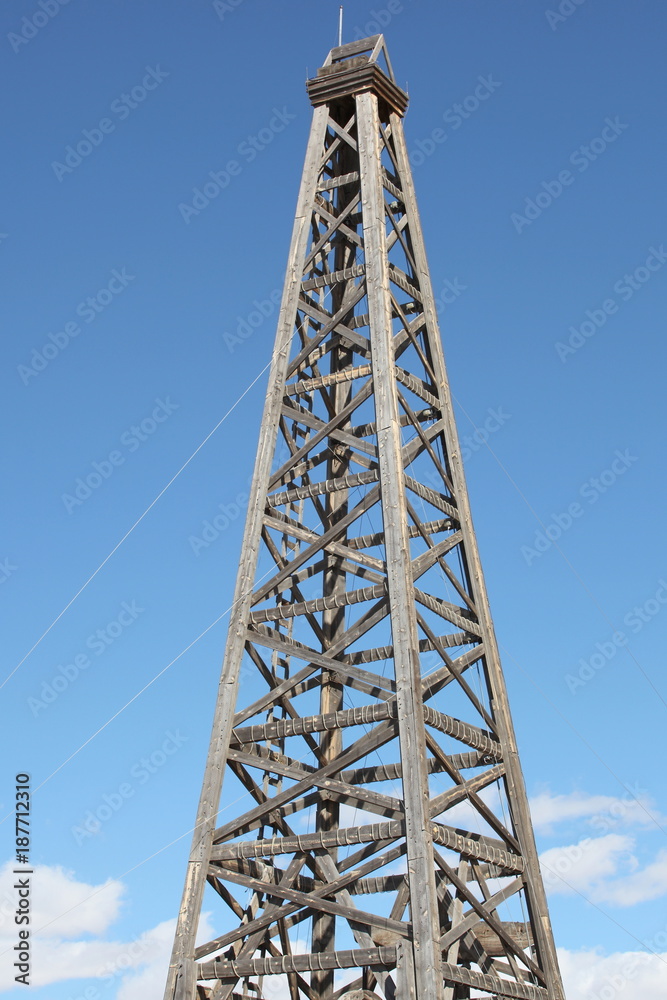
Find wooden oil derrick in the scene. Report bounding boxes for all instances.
[163,35,565,1000]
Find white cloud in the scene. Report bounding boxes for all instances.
[116,913,218,1000]
[595,849,667,907]
[559,946,667,1000]
[0,859,215,995]
[111,942,667,1000]
[540,835,667,907]
[530,787,663,834]
[0,860,125,942]
[114,918,179,1000]
[540,833,634,896]
[116,933,311,1000]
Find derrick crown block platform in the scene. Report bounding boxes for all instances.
[164,35,565,1000]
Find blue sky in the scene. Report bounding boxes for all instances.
[1,1,666,997]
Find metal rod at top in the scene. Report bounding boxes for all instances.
[338,5,343,47]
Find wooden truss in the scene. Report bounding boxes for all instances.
[164,35,564,1000]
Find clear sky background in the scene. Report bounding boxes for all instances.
[1,1,666,998]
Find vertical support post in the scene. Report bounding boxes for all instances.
[357,89,444,1000]
[389,111,565,1000]
[396,939,417,1000]
[312,142,352,996]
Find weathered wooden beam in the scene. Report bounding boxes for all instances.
[251,487,381,605]
[429,763,505,819]
[261,513,385,578]
[345,517,453,551]
[226,747,404,820]
[358,87,444,1000]
[382,169,403,200]
[387,262,421,301]
[301,264,365,291]
[420,644,486,701]
[280,394,378,461]
[267,470,378,508]
[341,749,493,785]
[343,629,475,666]
[394,366,439,409]
[199,951,548,1000]
[284,364,372,398]
[404,476,458,520]
[199,946,397,981]
[414,588,482,636]
[247,626,395,697]
[472,921,534,958]
[286,284,368,379]
[200,838,407,961]
[232,700,398,744]
[213,717,397,844]
[410,532,463,580]
[430,824,523,873]
[319,170,359,191]
[231,698,500,758]
[248,582,386,625]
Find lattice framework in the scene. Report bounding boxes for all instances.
[164,35,564,1000]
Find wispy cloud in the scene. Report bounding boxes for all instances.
[541,834,667,906]
[0,861,211,994]
[530,787,664,834]
[558,946,667,1000]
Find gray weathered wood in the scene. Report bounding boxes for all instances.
[165,39,564,1000]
